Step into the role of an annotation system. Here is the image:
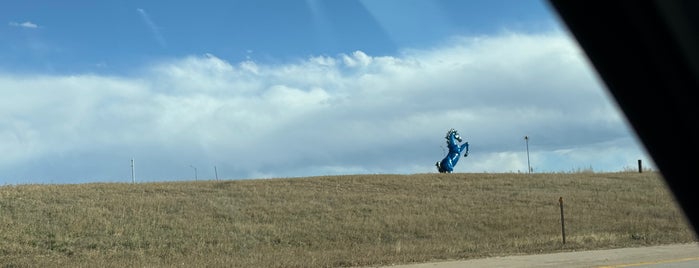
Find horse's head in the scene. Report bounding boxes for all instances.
[445,128,463,143]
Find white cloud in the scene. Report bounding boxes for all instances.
[342,51,373,67]
[9,21,39,28]
[0,30,650,183]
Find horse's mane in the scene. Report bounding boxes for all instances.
[445,128,458,139]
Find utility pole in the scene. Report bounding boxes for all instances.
[190,165,198,181]
[131,158,136,183]
[214,166,219,181]
[525,136,531,173]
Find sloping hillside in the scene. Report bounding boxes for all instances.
[0,172,694,267]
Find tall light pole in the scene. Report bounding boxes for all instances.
[525,136,531,173]
[189,165,198,181]
[131,158,136,183]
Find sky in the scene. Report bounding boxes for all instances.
[1,0,655,184]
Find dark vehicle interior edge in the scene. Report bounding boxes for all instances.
[547,0,699,235]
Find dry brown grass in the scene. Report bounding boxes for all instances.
[0,172,695,267]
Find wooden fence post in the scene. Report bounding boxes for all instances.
[559,197,566,245]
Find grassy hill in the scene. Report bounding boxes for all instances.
[0,172,695,267]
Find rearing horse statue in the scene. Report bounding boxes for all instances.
[436,128,469,173]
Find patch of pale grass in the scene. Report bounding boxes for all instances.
[0,172,694,267]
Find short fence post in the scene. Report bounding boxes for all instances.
[559,197,566,245]
[638,159,642,173]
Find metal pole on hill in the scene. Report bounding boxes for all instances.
[131,158,135,184]
[214,166,219,181]
[525,136,531,173]
[190,165,198,181]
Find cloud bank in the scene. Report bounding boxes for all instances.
[0,31,653,184]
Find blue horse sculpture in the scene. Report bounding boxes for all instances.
[436,128,469,173]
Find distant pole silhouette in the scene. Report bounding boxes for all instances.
[131,158,136,183]
[525,136,531,173]
[190,165,198,180]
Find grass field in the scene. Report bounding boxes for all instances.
[0,172,695,267]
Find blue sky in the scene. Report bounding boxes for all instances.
[1,0,654,184]
[2,0,554,74]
